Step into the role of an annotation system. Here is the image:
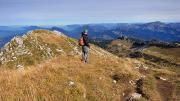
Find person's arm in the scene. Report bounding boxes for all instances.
[86,36,90,47]
[83,35,90,47]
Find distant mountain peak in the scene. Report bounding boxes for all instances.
[146,21,165,26]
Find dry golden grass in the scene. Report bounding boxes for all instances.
[0,46,140,101]
[1,30,179,101]
[102,38,180,101]
[29,30,69,45]
[143,46,180,64]
[110,39,133,49]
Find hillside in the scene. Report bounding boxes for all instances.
[0,30,140,101]
[0,30,179,101]
[105,37,180,67]
[96,37,180,101]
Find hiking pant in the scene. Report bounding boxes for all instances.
[82,46,89,63]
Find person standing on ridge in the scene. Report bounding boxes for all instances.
[79,30,90,63]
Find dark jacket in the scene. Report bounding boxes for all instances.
[82,33,90,47]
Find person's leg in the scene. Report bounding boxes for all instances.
[82,46,84,61]
[86,47,89,63]
[84,46,89,63]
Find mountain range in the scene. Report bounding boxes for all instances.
[0,21,180,48]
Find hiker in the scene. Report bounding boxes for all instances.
[79,30,90,63]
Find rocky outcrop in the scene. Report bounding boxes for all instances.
[0,36,32,64]
[0,30,81,69]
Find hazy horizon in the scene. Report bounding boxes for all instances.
[0,21,180,27]
[0,0,180,25]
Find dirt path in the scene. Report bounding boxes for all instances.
[156,79,175,101]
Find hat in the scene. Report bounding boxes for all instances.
[83,30,88,34]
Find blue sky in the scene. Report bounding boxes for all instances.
[0,0,180,25]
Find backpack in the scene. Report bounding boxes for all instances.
[79,37,84,46]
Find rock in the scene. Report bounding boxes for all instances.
[155,76,167,81]
[12,57,17,60]
[113,80,117,84]
[17,65,24,71]
[53,30,67,37]
[130,93,142,100]
[0,52,3,56]
[135,64,149,70]
[0,57,6,64]
[70,47,81,56]
[129,80,136,85]
[13,37,24,47]
[160,77,167,81]
[22,34,27,39]
[135,66,139,69]
[17,64,24,68]
[122,93,125,96]
[143,66,149,70]
[140,75,146,78]
[56,49,64,53]
[46,47,53,58]
[83,93,86,98]
[68,81,75,86]
[39,45,44,50]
